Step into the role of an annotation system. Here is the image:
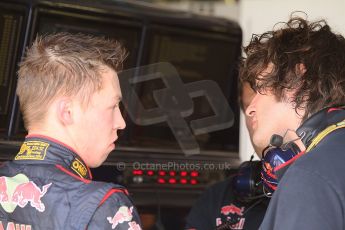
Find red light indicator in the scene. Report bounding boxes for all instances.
[169,178,177,184]
[190,171,199,177]
[180,179,187,184]
[157,178,166,184]
[180,171,188,177]
[133,170,143,175]
[169,171,176,176]
[158,171,166,176]
[147,170,154,176]
[190,179,198,185]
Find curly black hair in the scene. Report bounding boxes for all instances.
[240,15,345,120]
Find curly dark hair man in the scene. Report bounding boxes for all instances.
[241,15,345,230]
[241,17,345,120]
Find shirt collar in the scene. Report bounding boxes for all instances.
[14,135,92,180]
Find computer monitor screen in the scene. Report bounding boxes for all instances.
[0,3,26,135]
[118,25,241,155]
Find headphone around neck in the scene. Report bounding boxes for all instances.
[261,106,345,195]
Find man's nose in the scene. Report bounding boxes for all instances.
[245,94,257,117]
[114,108,126,130]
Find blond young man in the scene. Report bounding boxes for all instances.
[0,33,142,229]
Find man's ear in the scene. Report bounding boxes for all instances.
[56,98,74,125]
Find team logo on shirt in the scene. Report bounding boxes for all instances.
[107,206,134,229]
[217,203,245,229]
[0,174,52,213]
[221,204,244,216]
[128,221,141,230]
[15,141,49,161]
[70,158,88,178]
[0,221,32,230]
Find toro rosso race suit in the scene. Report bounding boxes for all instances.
[0,135,142,230]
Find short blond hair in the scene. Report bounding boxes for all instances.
[17,32,127,130]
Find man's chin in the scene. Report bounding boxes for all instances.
[89,159,106,168]
[253,135,268,152]
[88,154,110,168]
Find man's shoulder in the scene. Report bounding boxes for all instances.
[96,184,131,204]
[88,186,141,230]
[190,177,234,206]
[277,128,345,200]
[185,178,234,230]
[289,127,345,180]
[191,177,235,210]
[205,177,233,195]
[1,161,124,195]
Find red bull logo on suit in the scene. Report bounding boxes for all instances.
[107,206,142,230]
[0,221,32,230]
[107,206,133,229]
[0,174,52,213]
[0,177,9,203]
[128,221,141,230]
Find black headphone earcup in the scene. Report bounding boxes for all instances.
[232,161,262,201]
